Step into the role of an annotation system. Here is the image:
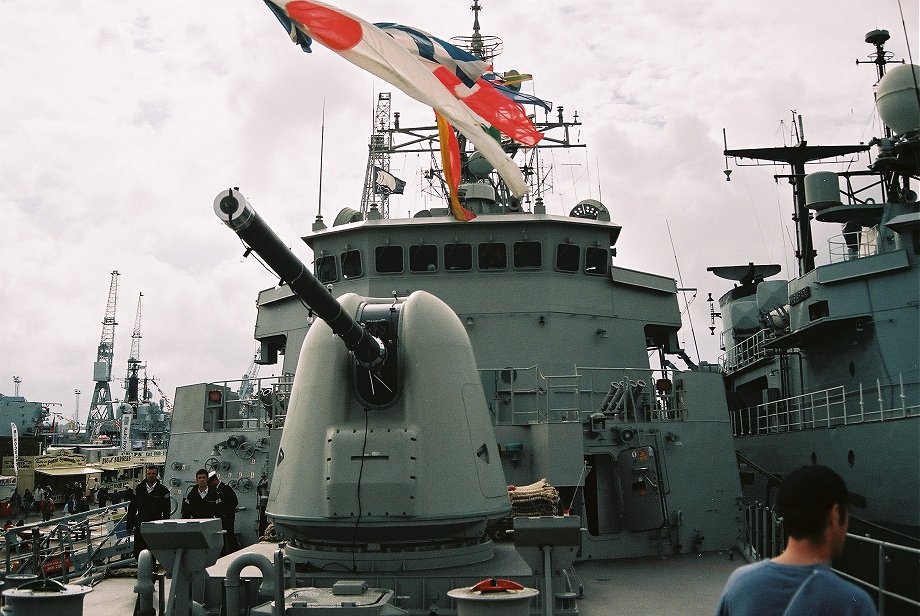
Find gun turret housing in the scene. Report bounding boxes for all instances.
[214,189,510,571]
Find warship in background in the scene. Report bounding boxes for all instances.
[710,29,920,614]
[1,276,172,454]
[712,29,920,538]
[158,2,743,613]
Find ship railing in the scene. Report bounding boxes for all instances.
[481,365,588,424]
[206,374,294,431]
[731,377,920,436]
[720,329,770,374]
[2,503,134,580]
[738,498,920,615]
[482,366,687,425]
[828,232,879,263]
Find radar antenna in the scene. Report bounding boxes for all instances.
[450,0,503,62]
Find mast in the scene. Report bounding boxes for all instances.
[359,93,393,219]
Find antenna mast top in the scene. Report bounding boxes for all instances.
[451,0,503,62]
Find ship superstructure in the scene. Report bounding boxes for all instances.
[163,2,741,575]
[713,30,920,538]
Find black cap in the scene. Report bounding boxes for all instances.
[777,465,867,515]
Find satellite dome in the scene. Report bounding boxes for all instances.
[876,64,920,135]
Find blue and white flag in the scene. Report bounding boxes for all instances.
[10,424,18,476]
[375,23,488,88]
[374,167,406,195]
[488,80,553,113]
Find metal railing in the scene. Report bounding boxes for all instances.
[731,378,920,437]
[828,232,879,264]
[204,374,294,431]
[738,498,920,615]
[721,329,772,374]
[2,503,134,580]
[481,365,688,425]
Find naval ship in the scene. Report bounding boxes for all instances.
[149,2,743,614]
[712,29,920,540]
[710,29,920,615]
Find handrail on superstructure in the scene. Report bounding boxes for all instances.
[731,377,920,437]
[736,497,920,615]
[480,365,690,425]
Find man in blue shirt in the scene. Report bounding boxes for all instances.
[716,465,876,615]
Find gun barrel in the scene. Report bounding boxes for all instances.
[213,188,384,367]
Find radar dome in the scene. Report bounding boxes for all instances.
[876,64,920,135]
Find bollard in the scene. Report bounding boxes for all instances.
[2,579,91,616]
[448,579,539,616]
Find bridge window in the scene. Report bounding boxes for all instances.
[316,255,337,283]
[375,245,403,273]
[478,242,507,270]
[513,241,542,269]
[585,246,608,276]
[556,243,580,272]
[444,243,472,271]
[409,244,439,272]
[341,249,363,279]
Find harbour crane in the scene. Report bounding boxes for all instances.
[125,292,144,404]
[237,346,261,400]
[86,270,119,435]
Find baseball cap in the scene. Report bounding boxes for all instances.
[777,465,867,515]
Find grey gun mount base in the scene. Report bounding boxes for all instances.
[214,188,512,572]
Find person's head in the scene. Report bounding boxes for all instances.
[207,471,219,488]
[778,465,857,554]
[195,469,209,489]
[145,466,159,485]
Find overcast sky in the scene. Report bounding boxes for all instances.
[1,1,916,419]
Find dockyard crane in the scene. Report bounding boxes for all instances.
[86,270,119,435]
[237,346,261,400]
[125,292,144,404]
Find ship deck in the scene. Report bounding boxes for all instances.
[74,550,741,615]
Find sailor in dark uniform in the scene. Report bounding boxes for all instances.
[208,471,239,555]
[125,466,172,562]
[181,468,218,519]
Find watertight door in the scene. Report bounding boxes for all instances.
[616,446,666,532]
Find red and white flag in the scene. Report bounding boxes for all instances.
[266,0,528,198]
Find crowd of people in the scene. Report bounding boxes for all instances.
[2,478,135,526]
[4,468,238,553]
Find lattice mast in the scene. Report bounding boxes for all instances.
[125,292,144,404]
[87,270,119,433]
[359,92,393,218]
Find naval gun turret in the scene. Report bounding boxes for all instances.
[214,189,510,571]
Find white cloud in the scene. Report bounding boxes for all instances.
[1,0,916,407]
